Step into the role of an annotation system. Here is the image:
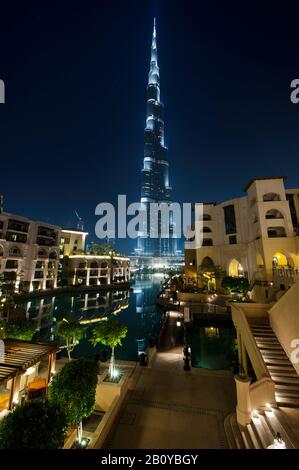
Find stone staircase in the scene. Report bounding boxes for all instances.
[250,323,299,408]
[225,408,298,449]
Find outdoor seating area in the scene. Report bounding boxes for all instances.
[0,339,59,414]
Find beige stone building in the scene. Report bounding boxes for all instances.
[185,177,299,301]
[0,213,130,293]
[0,212,61,291]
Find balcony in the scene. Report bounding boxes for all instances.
[272,267,299,285]
[7,220,29,233]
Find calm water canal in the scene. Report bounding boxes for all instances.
[22,274,237,370]
[22,274,165,362]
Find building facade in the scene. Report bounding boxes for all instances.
[0,212,60,291]
[137,19,176,258]
[0,213,130,293]
[67,255,130,287]
[185,177,299,300]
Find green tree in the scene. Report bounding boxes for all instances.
[0,318,36,340]
[0,272,16,316]
[90,319,128,379]
[0,398,67,449]
[89,243,115,255]
[56,318,86,361]
[222,276,250,295]
[48,358,99,444]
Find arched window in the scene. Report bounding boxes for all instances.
[228,259,244,277]
[265,209,284,219]
[267,227,286,238]
[9,246,21,257]
[38,249,47,258]
[201,257,214,269]
[90,261,99,269]
[263,193,281,202]
[202,227,212,233]
[79,262,86,269]
[101,262,108,269]
[49,251,57,259]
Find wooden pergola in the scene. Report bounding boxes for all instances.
[0,339,59,410]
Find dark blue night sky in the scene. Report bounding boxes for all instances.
[1,0,299,254]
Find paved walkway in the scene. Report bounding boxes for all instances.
[104,313,236,449]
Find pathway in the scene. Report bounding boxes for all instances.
[103,312,236,449]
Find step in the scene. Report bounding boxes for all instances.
[229,414,245,449]
[250,416,269,448]
[246,422,262,449]
[268,364,297,372]
[258,414,276,445]
[263,411,294,448]
[275,395,299,407]
[240,428,254,449]
[260,351,288,359]
[257,343,284,350]
[272,375,299,384]
[275,390,299,398]
[251,327,276,336]
[264,357,292,365]
[251,324,271,329]
[223,414,237,449]
[253,336,278,342]
[275,384,299,392]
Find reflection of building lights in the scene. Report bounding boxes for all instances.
[176,321,181,327]
[252,409,259,418]
[26,367,36,376]
[265,403,272,410]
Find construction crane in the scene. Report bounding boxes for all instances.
[74,210,84,231]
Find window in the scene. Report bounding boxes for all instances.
[267,227,286,238]
[263,193,281,202]
[74,240,78,245]
[223,205,237,234]
[265,209,284,219]
[287,194,299,232]
[202,214,211,221]
[202,239,213,246]
[202,227,212,233]
[5,260,18,269]
[229,235,237,245]
[9,246,21,256]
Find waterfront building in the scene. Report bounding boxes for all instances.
[185,177,299,301]
[59,228,89,256]
[137,19,177,259]
[67,254,130,287]
[0,211,60,291]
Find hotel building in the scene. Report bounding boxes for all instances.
[185,177,299,301]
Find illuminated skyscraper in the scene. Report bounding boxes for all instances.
[137,19,176,258]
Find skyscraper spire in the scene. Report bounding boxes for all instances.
[137,18,176,258]
[149,18,159,87]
